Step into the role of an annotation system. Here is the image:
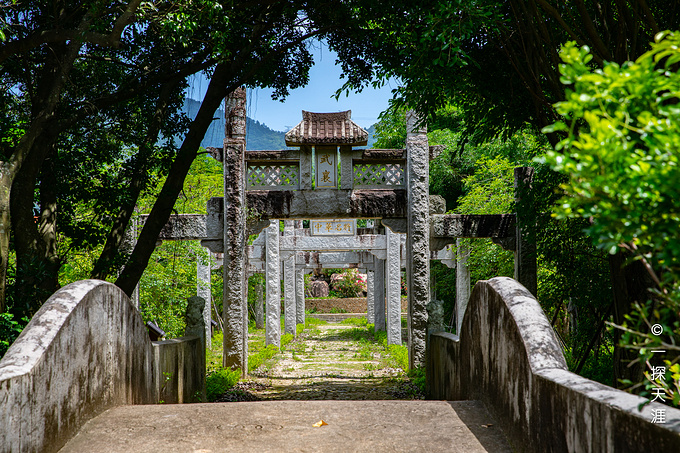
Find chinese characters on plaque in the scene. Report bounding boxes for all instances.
[316,146,337,188]
[310,219,357,236]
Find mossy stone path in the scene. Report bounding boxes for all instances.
[244,322,422,401]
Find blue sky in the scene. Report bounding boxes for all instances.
[188,42,399,132]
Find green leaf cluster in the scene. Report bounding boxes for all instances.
[543,34,680,276]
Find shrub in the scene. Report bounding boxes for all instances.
[206,367,240,402]
[0,313,27,358]
[330,269,367,298]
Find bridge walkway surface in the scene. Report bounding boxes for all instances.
[58,399,512,453]
[59,323,512,452]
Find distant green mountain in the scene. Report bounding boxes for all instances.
[182,98,375,150]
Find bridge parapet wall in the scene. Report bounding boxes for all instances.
[0,280,204,453]
[427,276,680,452]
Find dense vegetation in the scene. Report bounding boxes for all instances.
[2,1,679,404]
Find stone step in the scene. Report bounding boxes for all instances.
[59,400,511,453]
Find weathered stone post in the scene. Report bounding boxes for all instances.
[367,270,375,324]
[296,269,305,326]
[222,87,248,373]
[374,257,386,332]
[265,220,281,346]
[185,295,207,401]
[514,167,537,296]
[294,220,306,327]
[254,276,264,329]
[386,225,402,345]
[456,238,471,335]
[283,220,296,335]
[406,111,430,368]
[197,250,212,348]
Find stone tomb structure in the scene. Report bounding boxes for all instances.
[207,88,536,373]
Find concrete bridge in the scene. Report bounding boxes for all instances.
[2,95,679,451]
[1,277,679,452]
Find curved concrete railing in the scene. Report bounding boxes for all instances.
[0,280,157,453]
[427,276,680,452]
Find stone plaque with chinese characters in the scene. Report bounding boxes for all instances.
[310,219,357,236]
[315,146,337,188]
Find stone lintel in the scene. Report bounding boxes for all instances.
[244,190,444,221]
[245,150,300,161]
[246,189,407,220]
[279,235,385,252]
[430,214,516,239]
[138,214,207,241]
[360,149,406,160]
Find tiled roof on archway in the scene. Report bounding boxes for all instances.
[285,110,368,146]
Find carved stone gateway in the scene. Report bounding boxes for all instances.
[212,91,536,374]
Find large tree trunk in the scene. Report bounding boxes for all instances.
[608,252,656,389]
[115,62,236,296]
[91,82,180,281]
[10,135,61,317]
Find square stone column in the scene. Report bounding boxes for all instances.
[265,220,281,347]
[455,238,471,335]
[366,270,375,324]
[283,221,296,335]
[197,250,212,349]
[386,225,402,345]
[296,268,305,325]
[374,257,386,332]
[406,111,430,368]
[254,276,264,330]
[222,88,248,373]
[283,254,296,335]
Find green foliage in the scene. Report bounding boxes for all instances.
[0,312,27,358]
[248,344,280,373]
[340,317,369,326]
[542,34,680,378]
[408,366,426,394]
[206,367,241,402]
[543,35,680,273]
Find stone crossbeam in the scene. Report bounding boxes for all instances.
[430,214,516,239]
[243,190,445,220]
[137,214,207,241]
[279,235,386,252]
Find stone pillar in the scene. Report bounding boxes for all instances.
[514,167,537,296]
[386,225,402,345]
[254,276,264,329]
[296,268,305,325]
[197,251,212,349]
[456,238,471,335]
[300,145,313,190]
[222,87,248,373]
[185,295,207,401]
[265,220,281,347]
[374,258,386,332]
[366,270,375,324]
[283,221,296,335]
[340,146,354,189]
[406,111,430,368]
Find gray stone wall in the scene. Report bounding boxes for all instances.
[427,277,680,452]
[153,336,204,404]
[0,280,206,453]
[0,280,156,453]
